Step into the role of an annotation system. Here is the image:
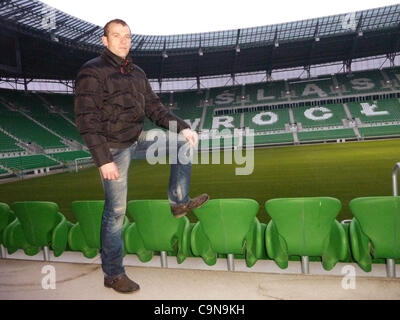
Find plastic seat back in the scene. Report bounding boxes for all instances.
[265,197,342,256]
[71,201,105,249]
[11,201,60,247]
[193,199,259,254]
[127,200,187,252]
[349,196,400,259]
[0,203,16,245]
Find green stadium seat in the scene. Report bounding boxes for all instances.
[68,200,129,258]
[0,155,60,171]
[349,197,400,276]
[265,197,349,272]
[0,202,16,258]
[191,199,263,270]
[124,200,191,266]
[297,128,356,142]
[3,201,71,258]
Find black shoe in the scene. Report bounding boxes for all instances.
[171,194,210,218]
[104,274,140,294]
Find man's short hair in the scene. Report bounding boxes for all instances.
[103,19,130,37]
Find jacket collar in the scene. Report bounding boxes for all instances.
[101,48,134,74]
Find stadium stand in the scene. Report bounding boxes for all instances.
[245,108,290,131]
[347,98,400,123]
[0,130,23,153]
[297,128,356,142]
[292,104,348,127]
[337,70,392,95]
[249,133,294,145]
[0,99,67,150]
[0,155,59,171]
[289,77,338,100]
[48,150,91,163]
[358,125,400,138]
[246,81,288,104]
[39,93,76,123]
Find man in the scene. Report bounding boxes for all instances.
[74,19,209,294]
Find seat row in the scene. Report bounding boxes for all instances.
[0,197,399,277]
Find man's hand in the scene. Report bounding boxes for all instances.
[100,162,120,180]
[181,128,199,147]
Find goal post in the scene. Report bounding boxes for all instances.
[73,157,94,173]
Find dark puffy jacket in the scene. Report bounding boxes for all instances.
[74,48,190,167]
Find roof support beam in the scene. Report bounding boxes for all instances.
[158,39,167,88]
[346,14,364,68]
[231,29,241,81]
[73,26,101,42]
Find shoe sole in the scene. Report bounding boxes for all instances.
[104,284,140,294]
[174,197,210,218]
[172,195,210,218]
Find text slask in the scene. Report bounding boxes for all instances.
[214,78,396,105]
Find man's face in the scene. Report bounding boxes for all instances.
[102,22,131,59]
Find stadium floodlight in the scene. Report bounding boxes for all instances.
[235,45,240,53]
[274,40,279,47]
[162,50,168,59]
[198,48,203,56]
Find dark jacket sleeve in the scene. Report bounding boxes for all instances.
[143,76,190,133]
[74,67,113,167]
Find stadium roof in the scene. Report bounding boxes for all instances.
[0,0,399,81]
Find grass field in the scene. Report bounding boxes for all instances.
[1,138,400,223]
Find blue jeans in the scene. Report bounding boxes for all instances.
[100,131,193,279]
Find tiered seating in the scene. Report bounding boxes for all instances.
[383,67,400,89]
[0,102,66,149]
[0,155,59,171]
[347,98,400,123]
[246,81,288,104]
[298,128,356,142]
[39,93,76,122]
[248,133,293,145]
[20,100,82,144]
[0,168,8,174]
[245,108,290,131]
[292,104,347,127]
[359,125,400,137]
[170,91,203,123]
[202,107,241,131]
[336,69,391,95]
[209,86,242,107]
[200,136,240,149]
[49,150,91,162]
[289,77,337,101]
[1,90,82,144]
[0,131,23,152]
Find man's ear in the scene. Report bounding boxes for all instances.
[101,36,108,47]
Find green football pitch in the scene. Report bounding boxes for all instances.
[1,138,399,223]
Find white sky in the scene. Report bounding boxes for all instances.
[41,0,399,35]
